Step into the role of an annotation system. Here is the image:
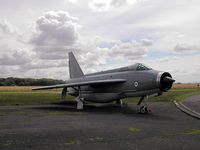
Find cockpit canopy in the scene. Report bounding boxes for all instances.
[127,63,152,71]
[87,63,152,76]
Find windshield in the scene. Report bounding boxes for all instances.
[136,63,152,71]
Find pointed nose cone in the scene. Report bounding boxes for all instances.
[163,76,175,83]
[158,72,175,92]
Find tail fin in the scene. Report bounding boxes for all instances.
[68,52,84,79]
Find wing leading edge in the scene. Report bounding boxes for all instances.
[32,79,126,90]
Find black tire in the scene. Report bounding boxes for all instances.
[140,106,148,114]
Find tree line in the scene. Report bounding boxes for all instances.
[0,77,66,86]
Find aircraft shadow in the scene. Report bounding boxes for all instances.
[30,100,172,120]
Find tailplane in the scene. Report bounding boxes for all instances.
[68,52,84,79]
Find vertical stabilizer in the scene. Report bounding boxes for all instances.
[68,52,84,78]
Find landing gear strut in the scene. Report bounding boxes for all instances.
[116,99,123,108]
[75,86,84,110]
[75,97,84,110]
[137,95,150,114]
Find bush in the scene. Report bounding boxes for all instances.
[0,77,66,86]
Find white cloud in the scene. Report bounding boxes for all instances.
[88,0,139,12]
[0,19,17,35]
[110,0,126,7]
[111,0,137,6]
[148,56,180,63]
[141,39,153,46]
[0,48,32,66]
[108,40,150,61]
[67,0,79,3]
[33,46,70,60]
[174,43,200,53]
[30,11,82,60]
[20,59,67,70]
[30,11,80,46]
[0,67,9,77]
[88,0,111,12]
[0,65,21,78]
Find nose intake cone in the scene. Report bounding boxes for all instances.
[158,72,175,92]
[163,76,175,83]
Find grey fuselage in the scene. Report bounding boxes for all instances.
[67,64,171,103]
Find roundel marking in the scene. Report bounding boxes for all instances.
[134,81,139,87]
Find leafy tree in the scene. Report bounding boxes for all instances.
[0,77,66,86]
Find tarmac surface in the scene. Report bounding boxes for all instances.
[182,94,200,114]
[0,101,200,150]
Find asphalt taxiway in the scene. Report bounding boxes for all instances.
[182,94,200,114]
[0,101,200,150]
[174,94,200,119]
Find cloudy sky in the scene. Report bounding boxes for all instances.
[0,0,200,83]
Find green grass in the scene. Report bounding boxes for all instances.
[63,140,81,146]
[0,89,62,92]
[182,128,200,135]
[89,137,104,141]
[124,88,200,103]
[129,127,141,132]
[0,92,73,106]
[0,88,199,106]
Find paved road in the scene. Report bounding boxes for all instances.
[182,94,200,113]
[0,101,200,150]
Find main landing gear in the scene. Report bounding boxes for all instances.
[75,86,84,110]
[75,96,84,110]
[137,95,150,114]
[116,99,123,108]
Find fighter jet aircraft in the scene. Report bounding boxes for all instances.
[32,52,175,114]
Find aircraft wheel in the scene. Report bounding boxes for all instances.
[140,106,148,114]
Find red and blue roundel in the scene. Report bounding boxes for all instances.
[134,81,138,87]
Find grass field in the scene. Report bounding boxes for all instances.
[172,83,200,89]
[0,84,199,106]
[0,86,61,92]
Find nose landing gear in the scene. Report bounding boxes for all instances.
[137,95,150,114]
[139,106,149,114]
